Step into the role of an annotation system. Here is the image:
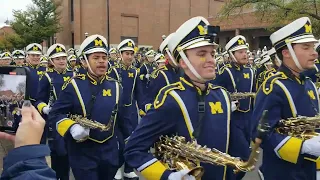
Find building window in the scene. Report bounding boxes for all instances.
[71,33,75,48]
[121,36,138,45]
[70,0,74,22]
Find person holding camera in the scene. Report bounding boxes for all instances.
[0,100,56,180]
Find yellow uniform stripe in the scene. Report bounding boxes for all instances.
[57,119,76,137]
[37,102,47,115]
[140,161,167,180]
[277,137,302,164]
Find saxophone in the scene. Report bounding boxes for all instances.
[154,111,270,178]
[230,92,256,101]
[275,115,320,140]
[69,114,112,132]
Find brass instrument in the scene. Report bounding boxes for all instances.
[69,114,111,132]
[154,110,270,178]
[230,92,256,101]
[275,115,320,140]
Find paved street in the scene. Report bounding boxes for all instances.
[0,138,262,179]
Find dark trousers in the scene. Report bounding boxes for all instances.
[51,152,70,180]
[72,163,118,180]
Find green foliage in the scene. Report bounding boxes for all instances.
[10,0,62,47]
[219,0,320,37]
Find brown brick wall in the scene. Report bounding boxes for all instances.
[56,0,270,50]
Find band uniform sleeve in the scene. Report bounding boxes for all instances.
[252,82,303,164]
[115,85,131,139]
[48,82,75,137]
[108,67,120,82]
[212,68,235,92]
[1,145,56,180]
[142,70,169,107]
[124,93,178,180]
[135,71,147,111]
[35,74,50,114]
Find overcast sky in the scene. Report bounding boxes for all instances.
[0,0,32,27]
[0,75,26,93]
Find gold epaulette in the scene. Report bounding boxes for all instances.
[154,82,185,109]
[62,74,85,90]
[151,69,161,79]
[218,64,232,75]
[106,75,120,83]
[262,72,288,95]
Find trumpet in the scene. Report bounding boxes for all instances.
[275,115,320,140]
[230,92,256,101]
[69,114,112,132]
[154,111,270,178]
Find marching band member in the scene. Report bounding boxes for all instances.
[141,33,180,115]
[24,43,46,104]
[35,43,74,180]
[108,39,142,180]
[49,35,131,180]
[40,56,49,68]
[139,50,156,87]
[74,50,88,76]
[12,50,26,66]
[212,35,255,179]
[154,53,166,69]
[108,47,118,67]
[1,51,12,66]
[67,54,77,71]
[255,52,272,90]
[125,16,235,180]
[252,17,320,180]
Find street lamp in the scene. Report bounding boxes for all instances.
[85,32,89,38]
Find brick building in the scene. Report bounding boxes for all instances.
[55,0,272,51]
[0,26,15,41]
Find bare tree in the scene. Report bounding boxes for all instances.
[16,82,26,95]
[218,0,320,36]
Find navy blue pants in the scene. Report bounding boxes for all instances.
[51,152,70,180]
[72,163,118,180]
[227,111,252,180]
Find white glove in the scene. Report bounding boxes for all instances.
[231,101,238,112]
[70,124,90,141]
[42,106,51,115]
[317,171,320,180]
[301,136,320,157]
[145,74,150,80]
[168,170,196,180]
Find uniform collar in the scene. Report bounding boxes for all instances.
[231,62,243,71]
[27,62,41,69]
[166,63,177,73]
[180,76,210,95]
[120,63,133,70]
[278,64,305,84]
[87,72,106,85]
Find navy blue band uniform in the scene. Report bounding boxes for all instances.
[49,72,131,173]
[212,35,255,170]
[124,77,233,180]
[124,16,238,180]
[108,63,144,132]
[252,17,320,180]
[48,34,131,180]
